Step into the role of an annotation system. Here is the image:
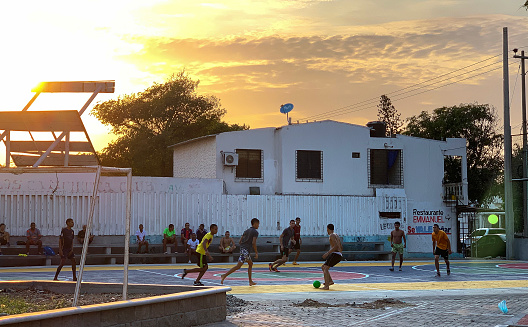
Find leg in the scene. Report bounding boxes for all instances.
[145,241,149,253]
[54,257,66,280]
[434,255,440,275]
[390,252,396,270]
[137,242,143,254]
[195,264,208,282]
[444,257,450,274]
[26,240,30,254]
[247,260,256,286]
[321,264,331,290]
[399,253,404,269]
[272,255,288,269]
[163,238,167,252]
[71,258,77,281]
[37,240,42,254]
[293,249,301,264]
[221,261,244,284]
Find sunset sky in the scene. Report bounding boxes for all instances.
[1,1,528,154]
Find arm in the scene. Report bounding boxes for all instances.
[279,234,284,249]
[252,237,258,259]
[446,236,452,254]
[206,239,213,260]
[37,230,42,239]
[390,231,394,247]
[58,236,64,256]
[402,232,406,247]
[432,239,437,253]
[229,238,235,247]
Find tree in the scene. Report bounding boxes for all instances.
[92,72,247,176]
[524,1,528,9]
[377,95,403,136]
[403,103,503,204]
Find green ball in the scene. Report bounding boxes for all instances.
[313,280,321,288]
[488,214,499,225]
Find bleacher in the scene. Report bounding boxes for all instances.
[0,235,391,267]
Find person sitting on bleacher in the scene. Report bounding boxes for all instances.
[0,223,10,255]
[26,222,43,255]
[163,224,177,254]
[135,224,149,254]
[196,224,207,242]
[181,222,193,248]
[77,225,95,245]
[186,233,199,263]
[219,231,236,253]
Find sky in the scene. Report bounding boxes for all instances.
[1,0,528,157]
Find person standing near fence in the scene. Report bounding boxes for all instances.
[292,217,302,265]
[54,218,77,281]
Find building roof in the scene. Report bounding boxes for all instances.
[168,134,217,149]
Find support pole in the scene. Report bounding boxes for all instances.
[123,169,132,300]
[503,27,515,259]
[522,51,528,237]
[73,165,101,307]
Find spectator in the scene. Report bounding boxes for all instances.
[219,231,236,253]
[0,223,10,255]
[135,224,149,254]
[163,224,177,254]
[196,224,207,242]
[186,233,199,263]
[181,222,193,248]
[26,222,43,255]
[77,225,95,245]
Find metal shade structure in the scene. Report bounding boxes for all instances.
[0,80,114,168]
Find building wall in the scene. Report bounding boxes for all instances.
[172,137,216,178]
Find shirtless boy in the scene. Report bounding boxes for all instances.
[219,231,236,253]
[321,223,343,290]
[389,221,406,271]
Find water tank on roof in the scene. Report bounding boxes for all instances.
[367,121,386,137]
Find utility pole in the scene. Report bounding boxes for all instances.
[504,28,515,259]
[513,49,528,238]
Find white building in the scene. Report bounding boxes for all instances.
[170,120,468,254]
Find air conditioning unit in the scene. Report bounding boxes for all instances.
[223,152,239,166]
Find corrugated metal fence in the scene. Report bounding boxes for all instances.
[0,191,406,237]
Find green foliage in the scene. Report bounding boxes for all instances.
[524,1,528,9]
[403,103,503,204]
[92,72,247,176]
[376,95,402,136]
[0,294,67,315]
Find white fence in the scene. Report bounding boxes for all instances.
[0,191,407,237]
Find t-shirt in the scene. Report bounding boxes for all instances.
[187,239,199,250]
[78,230,86,239]
[196,229,207,242]
[293,224,301,241]
[164,228,176,238]
[60,227,74,250]
[196,232,213,255]
[27,228,41,240]
[136,230,147,241]
[281,227,295,248]
[181,228,192,240]
[432,230,449,250]
[239,227,259,252]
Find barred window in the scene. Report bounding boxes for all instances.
[369,149,403,187]
[296,150,322,181]
[236,149,263,180]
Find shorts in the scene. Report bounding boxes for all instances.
[434,247,449,259]
[238,248,252,263]
[391,243,404,254]
[194,252,208,268]
[61,249,74,260]
[292,240,300,250]
[280,247,290,257]
[323,253,342,267]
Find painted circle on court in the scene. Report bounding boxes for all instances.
[195,269,367,281]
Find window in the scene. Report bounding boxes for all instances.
[296,150,323,181]
[379,212,401,219]
[235,149,263,180]
[369,149,403,187]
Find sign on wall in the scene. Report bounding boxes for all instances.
[407,207,454,252]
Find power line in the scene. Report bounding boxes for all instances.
[300,54,514,120]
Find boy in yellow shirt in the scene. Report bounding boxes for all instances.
[432,223,452,277]
[182,224,218,286]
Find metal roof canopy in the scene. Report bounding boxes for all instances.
[0,166,133,305]
[0,80,114,168]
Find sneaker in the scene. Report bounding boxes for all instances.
[447,269,451,276]
[269,263,273,272]
[292,262,299,265]
[389,268,394,271]
[193,281,204,286]
[182,269,187,279]
[435,272,441,277]
[399,267,402,271]
[273,267,280,272]
[164,251,169,254]
[188,260,191,264]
